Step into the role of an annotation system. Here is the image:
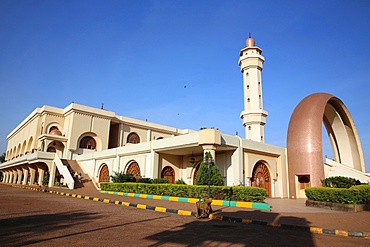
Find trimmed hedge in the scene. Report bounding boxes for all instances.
[305,185,370,204]
[100,182,267,202]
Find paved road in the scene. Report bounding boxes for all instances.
[0,185,369,246]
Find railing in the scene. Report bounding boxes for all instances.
[53,154,75,189]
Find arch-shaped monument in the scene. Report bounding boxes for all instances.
[287,93,365,198]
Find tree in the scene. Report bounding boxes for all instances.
[0,153,4,181]
[0,153,5,163]
[195,152,224,186]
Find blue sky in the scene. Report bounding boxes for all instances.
[0,1,369,171]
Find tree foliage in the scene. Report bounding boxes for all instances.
[321,176,361,188]
[0,153,5,163]
[195,152,224,186]
[175,178,186,184]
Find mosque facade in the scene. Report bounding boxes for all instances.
[1,38,368,199]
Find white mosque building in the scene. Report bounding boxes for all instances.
[1,37,369,199]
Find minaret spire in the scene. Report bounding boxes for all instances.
[238,36,268,142]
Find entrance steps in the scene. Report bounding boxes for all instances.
[61,159,98,192]
[325,158,370,183]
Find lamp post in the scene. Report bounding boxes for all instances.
[203,153,214,198]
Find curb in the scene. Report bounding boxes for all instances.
[14,185,196,217]
[12,185,370,240]
[100,190,270,211]
[208,214,370,239]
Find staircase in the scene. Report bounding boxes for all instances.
[61,159,98,192]
[325,158,370,183]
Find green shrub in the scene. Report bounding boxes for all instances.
[152,178,169,184]
[42,175,49,185]
[195,152,224,186]
[175,179,186,184]
[110,172,136,183]
[321,176,361,188]
[305,185,370,204]
[100,182,267,202]
[136,178,152,183]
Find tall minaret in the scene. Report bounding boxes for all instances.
[239,36,268,142]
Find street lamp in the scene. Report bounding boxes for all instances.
[203,153,214,198]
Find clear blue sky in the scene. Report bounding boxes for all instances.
[1,1,369,171]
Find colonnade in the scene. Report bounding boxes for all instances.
[1,164,49,187]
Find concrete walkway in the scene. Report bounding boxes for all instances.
[5,183,370,239]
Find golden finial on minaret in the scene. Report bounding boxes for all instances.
[246,32,255,47]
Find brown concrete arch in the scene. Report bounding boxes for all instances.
[287,93,364,198]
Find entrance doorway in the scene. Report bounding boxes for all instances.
[161,166,175,184]
[297,175,310,198]
[251,162,271,196]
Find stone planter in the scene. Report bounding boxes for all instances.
[306,200,370,212]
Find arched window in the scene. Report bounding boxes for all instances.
[127,133,140,144]
[47,147,56,153]
[99,164,110,182]
[126,162,141,179]
[79,136,96,150]
[49,126,58,132]
[161,166,175,184]
[49,126,62,136]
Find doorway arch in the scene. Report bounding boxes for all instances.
[161,166,175,184]
[192,161,202,185]
[251,162,271,196]
[126,161,141,179]
[99,164,110,182]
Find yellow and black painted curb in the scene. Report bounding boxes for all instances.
[12,185,370,240]
[208,214,370,239]
[14,185,196,217]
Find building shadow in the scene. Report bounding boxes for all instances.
[145,210,315,247]
[0,210,167,246]
[212,208,313,227]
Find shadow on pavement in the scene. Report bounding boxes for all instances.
[0,210,168,246]
[212,208,313,227]
[145,210,315,247]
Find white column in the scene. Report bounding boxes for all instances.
[149,151,159,178]
[17,169,23,184]
[147,129,152,142]
[12,170,18,184]
[48,163,56,187]
[119,123,124,146]
[4,171,9,183]
[38,168,45,185]
[202,145,216,160]
[22,168,29,185]
[29,166,36,185]
[8,171,13,183]
[229,146,244,186]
